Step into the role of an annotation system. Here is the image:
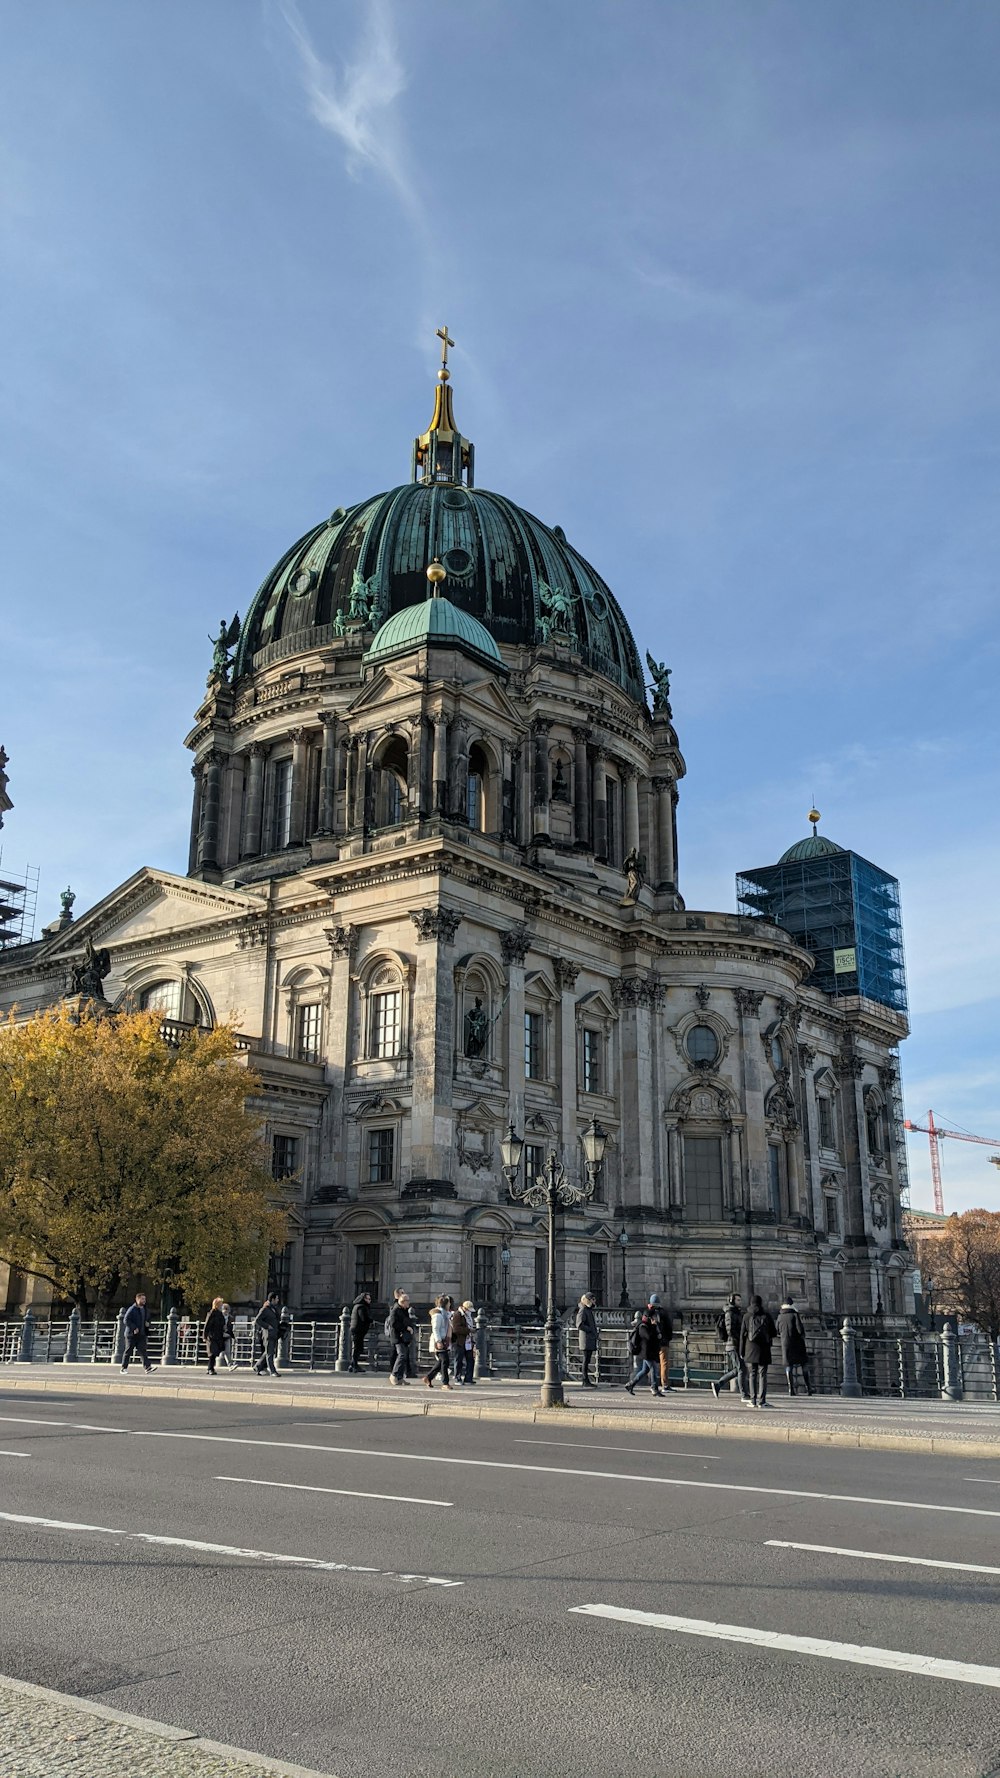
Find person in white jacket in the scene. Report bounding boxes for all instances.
[424,1294,454,1389]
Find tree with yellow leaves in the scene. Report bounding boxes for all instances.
[928,1209,1000,1340]
[0,1006,286,1312]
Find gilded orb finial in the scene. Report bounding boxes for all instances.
[426,556,447,597]
[809,807,821,834]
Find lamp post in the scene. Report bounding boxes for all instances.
[502,1117,607,1408]
[618,1223,630,1308]
[500,1236,511,1318]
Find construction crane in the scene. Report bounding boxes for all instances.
[903,1110,1000,1215]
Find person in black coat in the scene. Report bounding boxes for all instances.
[575,1294,599,1387]
[388,1292,414,1385]
[204,1298,227,1377]
[738,1295,778,1408]
[253,1292,283,1377]
[776,1297,814,1396]
[121,1294,154,1373]
[349,1292,372,1371]
[646,1294,674,1392]
[711,1295,750,1403]
[625,1306,663,1398]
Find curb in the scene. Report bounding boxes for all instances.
[0,1670,340,1777]
[1,1371,998,1459]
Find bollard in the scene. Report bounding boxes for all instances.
[474,1308,489,1381]
[840,1318,861,1397]
[111,1308,126,1366]
[65,1307,80,1364]
[279,1307,293,1369]
[335,1304,352,1372]
[16,1308,35,1363]
[163,1306,179,1366]
[941,1320,963,1401]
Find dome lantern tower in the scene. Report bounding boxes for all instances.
[411,325,475,487]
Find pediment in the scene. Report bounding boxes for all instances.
[37,869,268,961]
[347,666,423,713]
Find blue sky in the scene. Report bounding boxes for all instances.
[2,0,998,1210]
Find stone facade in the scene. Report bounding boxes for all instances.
[0,366,913,1320]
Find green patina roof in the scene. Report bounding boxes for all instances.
[778,832,845,864]
[363,594,502,668]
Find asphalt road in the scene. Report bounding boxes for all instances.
[1,1386,1000,1778]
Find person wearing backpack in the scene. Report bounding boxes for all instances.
[425,1294,453,1389]
[711,1294,750,1403]
[739,1294,778,1408]
[387,1292,414,1385]
[624,1304,663,1397]
[776,1296,815,1396]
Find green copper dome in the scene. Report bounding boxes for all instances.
[363,593,502,670]
[779,811,844,863]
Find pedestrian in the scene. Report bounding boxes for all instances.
[349,1291,372,1371]
[575,1293,599,1387]
[647,1293,673,1392]
[252,1292,283,1377]
[711,1294,750,1403]
[220,1303,237,1369]
[388,1291,414,1385]
[448,1299,470,1383]
[776,1296,815,1396]
[204,1297,226,1376]
[625,1303,663,1397]
[460,1300,477,1383]
[391,1286,420,1378]
[425,1294,453,1389]
[739,1294,778,1408]
[121,1293,154,1373]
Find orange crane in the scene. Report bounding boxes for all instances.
[903,1110,1000,1215]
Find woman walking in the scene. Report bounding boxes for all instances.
[425,1294,453,1389]
[204,1297,227,1377]
[625,1305,663,1397]
[575,1293,599,1387]
[220,1302,237,1369]
[776,1297,814,1395]
[739,1294,778,1408]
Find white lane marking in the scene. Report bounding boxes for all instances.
[0,1509,462,1587]
[516,1439,720,1460]
[766,1540,1000,1577]
[0,1451,31,1458]
[963,1477,1000,1485]
[0,1415,128,1434]
[216,1475,451,1507]
[569,1603,1000,1688]
[0,1413,998,1520]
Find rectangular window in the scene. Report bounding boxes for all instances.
[588,1251,607,1307]
[683,1135,724,1222]
[818,1097,835,1149]
[271,1134,300,1181]
[267,1241,293,1303]
[833,1271,845,1315]
[768,1145,783,1221]
[269,757,293,851]
[825,1194,840,1237]
[582,1028,602,1094]
[534,1246,547,1311]
[887,1273,901,1314]
[473,1244,497,1305]
[525,1143,545,1187]
[370,990,402,1059]
[367,1127,394,1184]
[295,1002,322,1063]
[354,1243,380,1299]
[605,777,620,867]
[524,1010,544,1080]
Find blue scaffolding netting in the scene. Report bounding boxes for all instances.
[736,849,907,1015]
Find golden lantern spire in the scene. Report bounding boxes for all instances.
[412,324,475,487]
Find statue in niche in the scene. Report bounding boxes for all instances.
[645,653,672,713]
[552,759,569,802]
[208,614,240,684]
[464,996,489,1059]
[622,848,645,904]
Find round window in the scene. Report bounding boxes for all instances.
[686,1024,719,1065]
[770,1036,784,1070]
[443,546,473,578]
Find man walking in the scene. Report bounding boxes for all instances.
[625,1302,663,1397]
[253,1292,283,1377]
[711,1294,750,1403]
[121,1293,154,1373]
[388,1291,414,1385]
[739,1294,778,1408]
[777,1296,815,1395]
[349,1291,372,1371]
[647,1294,673,1392]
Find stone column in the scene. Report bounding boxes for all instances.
[616,979,657,1212]
[734,989,766,1214]
[591,748,608,859]
[241,743,266,859]
[573,728,591,848]
[408,908,462,1180]
[218,756,244,870]
[407,719,422,815]
[188,763,203,874]
[320,922,357,1200]
[623,766,640,855]
[449,720,469,824]
[432,715,448,813]
[353,735,369,830]
[196,750,224,875]
[838,1042,871,1309]
[554,959,580,1167]
[287,728,310,846]
[666,1120,682,1209]
[532,719,550,838]
[315,715,337,835]
[501,924,530,1133]
[653,776,675,889]
[797,1044,824,1228]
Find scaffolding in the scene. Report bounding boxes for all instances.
[736,848,907,1015]
[0,859,39,950]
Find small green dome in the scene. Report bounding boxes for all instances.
[779,832,845,863]
[363,594,502,669]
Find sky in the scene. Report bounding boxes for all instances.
[1,0,998,1211]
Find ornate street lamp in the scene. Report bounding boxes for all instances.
[500,1236,511,1316]
[618,1222,630,1308]
[503,1119,605,1407]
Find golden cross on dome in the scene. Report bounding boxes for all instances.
[436,324,455,379]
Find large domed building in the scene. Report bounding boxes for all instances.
[0,341,913,1322]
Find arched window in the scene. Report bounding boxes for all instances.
[467,743,488,831]
[140,980,183,1020]
[373,737,408,829]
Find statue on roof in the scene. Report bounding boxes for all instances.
[208,614,240,684]
[60,886,75,922]
[645,653,672,713]
[348,569,380,624]
[69,934,111,1001]
[539,580,576,634]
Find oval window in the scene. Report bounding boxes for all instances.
[686,1024,719,1065]
[443,546,473,578]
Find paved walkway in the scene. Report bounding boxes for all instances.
[2,1363,998,1456]
[0,1674,337,1778]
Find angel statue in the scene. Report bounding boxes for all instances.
[538,580,576,634]
[645,652,672,713]
[209,614,240,684]
[348,568,380,624]
[622,847,645,905]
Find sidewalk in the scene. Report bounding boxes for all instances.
[0,1672,337,1778]
[2,1364,999,1457]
